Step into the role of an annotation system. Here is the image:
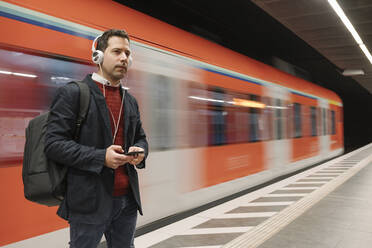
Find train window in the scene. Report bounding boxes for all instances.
[327,109,332,135]
[322,108,327,135]
[208,88,227,146]
[188,86,264,146]
[286,101,293,139]
[249,94,260,142]
[235,108,249,143]
[0,48,94,110]
[0,48,95,167]
[261,97,273,141]
[331,110,336,135]
[310,106,317,136]
[188,83,209,148]
[225,92,249,144]
[293,103,302,138]
[284,100,291,139]
[274,99,282,140]
[338,106,343,124]
[317,107,322,136]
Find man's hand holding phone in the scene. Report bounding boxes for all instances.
[126,146,145,166]
[105,145,133,169]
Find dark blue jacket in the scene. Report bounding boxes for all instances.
[45,74,148,224]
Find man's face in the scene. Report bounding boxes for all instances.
[101,36,131,84]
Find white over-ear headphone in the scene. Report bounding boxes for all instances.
[92,34,104,64]
[91,33,133,67]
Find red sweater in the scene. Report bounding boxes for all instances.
[94,81,129,196]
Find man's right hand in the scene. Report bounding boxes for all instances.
[105,145,133,169]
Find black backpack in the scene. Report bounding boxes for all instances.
[22,81,90,206]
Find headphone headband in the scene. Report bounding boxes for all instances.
[91,34,102,53]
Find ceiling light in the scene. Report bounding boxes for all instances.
[328,0,372,65]
[342,69,365,76]
[360,44,372,63]
[328,0,362,44]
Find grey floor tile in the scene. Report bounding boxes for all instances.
[297,179,332,182]
[194,217,268,228]
[149,233,244,248]
[348,219,372,233]
[331,187,372,199]
[325,195,372,211]
[252,196,303,202]
[259,233,334,248]
[300,202,357,224]
[294,212,353,231]
[307,174,339,177]
[270,189,315,194]
[320,171,345,173]
[286,183,324,187]
[325,168,349,170]
[259,219,346,248]
[335,230,372,248]
[330,165,353,167]
[343,174,372,186]
[227,205,287,213]
[315,171,344,173]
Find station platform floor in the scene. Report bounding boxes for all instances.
[133,143,372,248]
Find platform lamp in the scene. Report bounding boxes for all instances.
[342,69,365,76]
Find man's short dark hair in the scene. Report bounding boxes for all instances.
[96,29,130,52]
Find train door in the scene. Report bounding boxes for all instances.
[128,43,207,225]
[329,104,343,151]
[264,85,291,169]
[318,99,330,159]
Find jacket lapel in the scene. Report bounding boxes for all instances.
[84,75,113,144]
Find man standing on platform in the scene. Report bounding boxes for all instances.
[45,29,148,248]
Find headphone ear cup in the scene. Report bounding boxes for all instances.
[92,50,104,64]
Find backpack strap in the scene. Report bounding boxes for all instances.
[73,81,90,140]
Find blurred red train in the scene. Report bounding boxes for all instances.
[0,0,343,246]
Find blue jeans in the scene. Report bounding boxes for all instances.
[69,194,138,248]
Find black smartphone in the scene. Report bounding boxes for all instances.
[125,151,144,156]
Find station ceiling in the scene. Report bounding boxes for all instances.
[252,0,372,94]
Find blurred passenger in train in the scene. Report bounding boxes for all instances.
[45,29,148,248]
